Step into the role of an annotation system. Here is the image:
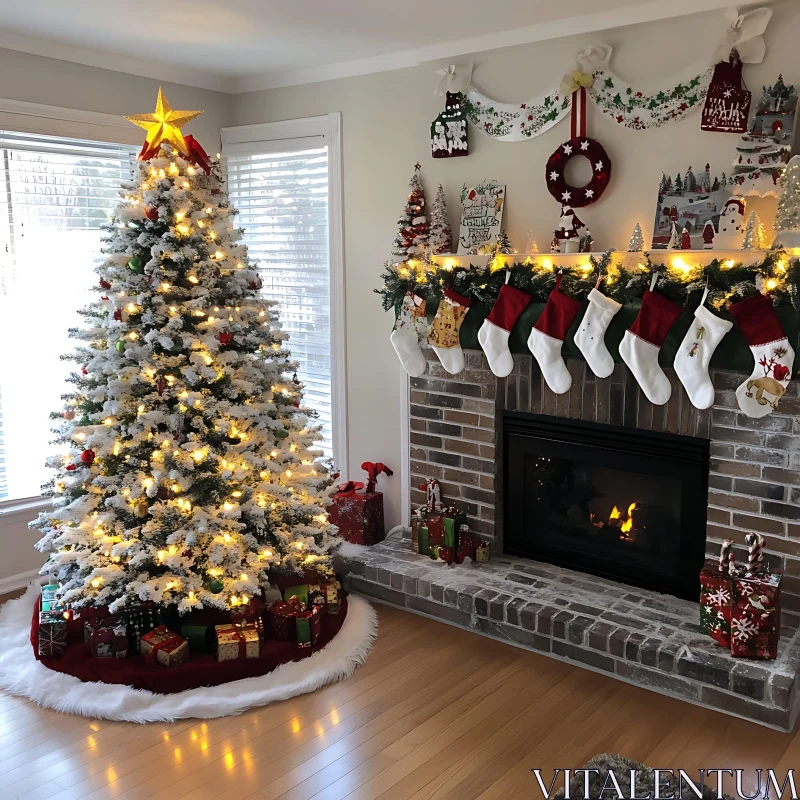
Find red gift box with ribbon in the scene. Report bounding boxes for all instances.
[268,596,304,640]
[215,622,260,662]
[326,462,392,546]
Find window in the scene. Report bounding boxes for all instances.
[222,115,346,466]
[0,131,136,501]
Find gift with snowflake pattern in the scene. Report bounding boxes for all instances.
[730,568,781,659]
[699,560,733,647]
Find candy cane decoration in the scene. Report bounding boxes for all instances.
[745,533,765,571]
[719,539,734,574]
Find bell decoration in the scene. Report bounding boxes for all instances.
[143,205,159,221]
[127,255,144,273]
[81,450,95,466]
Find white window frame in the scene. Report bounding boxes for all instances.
[220,113,348,470]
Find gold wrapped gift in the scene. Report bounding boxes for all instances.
[215,622,260,662]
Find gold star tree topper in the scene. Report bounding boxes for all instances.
[125,88,202,158]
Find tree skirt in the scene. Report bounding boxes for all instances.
[0,585,377,723]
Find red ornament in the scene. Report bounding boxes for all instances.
[248,279,261,291]
[113,309,122,321]
[217,331,233,346]
[81,365,88,375]
[99,279,111,290]
[65,464,78,472]
[545,137,612,208]
[61,410,76,420]
[143,205,159,221]
[81,450,95,466]
[156,376,166,396]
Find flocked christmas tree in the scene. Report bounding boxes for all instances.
[628,223,645,252]
[494,231,514,254]
[428,184,452,255]
[30,90,340,614]
[742,210,768,249]
[391,166,428,261]
[773,155,800,249]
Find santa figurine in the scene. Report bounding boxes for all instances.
[680,228,692,250]
[702,220,716,249]
[714,197,746,248]
[552,205,587,254]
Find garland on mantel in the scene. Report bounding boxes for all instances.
[376,251,799,314]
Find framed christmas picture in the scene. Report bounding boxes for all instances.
[457,181,506,254]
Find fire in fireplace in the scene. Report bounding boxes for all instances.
[503,413,710,600]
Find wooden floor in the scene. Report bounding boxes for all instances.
[1,599,798,800]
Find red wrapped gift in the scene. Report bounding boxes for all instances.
[89,617,129,659]
[426,507,467,549]
[268,596,303,640]
[699,542,735,647]
[456,525,476,564]
[730,546,781,660]
[140,625,190,667]
[327,484,385,545]
[231,599,266,640]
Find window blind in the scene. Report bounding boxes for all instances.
[0,131,136,502]
[225,145,333,455]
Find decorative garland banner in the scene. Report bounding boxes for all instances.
[463,66,713,139]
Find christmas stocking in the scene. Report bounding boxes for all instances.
[574,287,622,379]
[618,283,683,405]
[729,293,795,418]
[674,289,733,410]
[390,291,427,377]
[527,274,582,394]
[427,289,472,374]
[478,283,532,377]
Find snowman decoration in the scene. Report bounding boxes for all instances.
[714,197,746,248]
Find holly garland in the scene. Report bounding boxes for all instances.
[588,67,713,130]
[461,67,714,140]
[376,251,799,315]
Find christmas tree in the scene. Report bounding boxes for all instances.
[494,231,513,254]
[391,167,428,261]
[674,174,684,195]
[773,155,800,248]
[428,184,452,255]
[30,90,340,614]
[742,210,768,249]
[628,223,645,252]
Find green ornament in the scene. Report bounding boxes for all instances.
[207,578,224,594]
[127,255,144,273]
[116,340,126,353]
[274,429,289,439]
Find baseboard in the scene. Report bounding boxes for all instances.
[0,569,41,596]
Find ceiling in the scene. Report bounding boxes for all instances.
[0,0,751,93]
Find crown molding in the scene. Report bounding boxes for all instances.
[231,0,758,93]
[0,31,236,94]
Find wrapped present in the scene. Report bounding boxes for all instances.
[141,625,190,667]
[215,622,261,662]
[426,507,467,549]
[699,543,734,647]
[181,624,216,652]
[269,597,304,640]
[319,576,341,614]
[38,611,67,657]
[121,603,159,654]
[411,509,427,554]
[476,541,491,563]
[296,607,321,649]
[284,585,309,609]
[418,526,430,556]
[309,584,326,613]
[730,535,781,659]
[89,617,129,658]
[231,602,266,641]
[40,584,60,613]
[457,525,476,564]
[327,482,385,545]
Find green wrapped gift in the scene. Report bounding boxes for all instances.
[443,514,464,548]
[418,526,430,555]
[284,584,309,609]
[295,608,321,649]
[181,624,215,652]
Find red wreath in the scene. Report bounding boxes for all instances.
[545,137,611,208]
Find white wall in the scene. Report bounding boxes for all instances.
[228,0,800,530]
[0,48,232,587]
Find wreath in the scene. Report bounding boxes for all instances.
[545,137,611,208]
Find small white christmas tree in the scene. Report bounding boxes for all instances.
[30,90,340,614]
[667,222,679,250]
[773,155,800,248]
[628,223,645,252]
[428,184,452,254]
[742,210,768,249]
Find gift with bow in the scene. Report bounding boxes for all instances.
[215,622,260,662]
[141,625,190,667]
[328,461,392,545]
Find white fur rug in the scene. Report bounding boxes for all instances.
[0,585,377,723]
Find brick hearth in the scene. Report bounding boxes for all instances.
[346,347,800,729]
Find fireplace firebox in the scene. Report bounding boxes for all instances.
[503,412,710,600]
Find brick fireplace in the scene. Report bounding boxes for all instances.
[345,347,800,729]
